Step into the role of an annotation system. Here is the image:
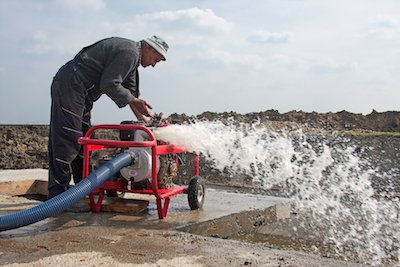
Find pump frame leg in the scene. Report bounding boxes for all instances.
[89,191,104,213]
[156,197,171,219]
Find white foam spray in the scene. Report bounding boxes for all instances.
[154,120,400,265]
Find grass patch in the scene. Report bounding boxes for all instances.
[337,130,400,137]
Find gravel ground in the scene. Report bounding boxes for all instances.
[0,221,364,266]
[0,193,366,267]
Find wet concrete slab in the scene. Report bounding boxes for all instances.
[0,184,291,237]
[0,168,291,235]
[0,170,367,266]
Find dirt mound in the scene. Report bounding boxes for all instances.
[171,109,400,132]
[1,109,400,169]
[0,125,48,169]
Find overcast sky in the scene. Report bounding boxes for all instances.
[1,0,400,124]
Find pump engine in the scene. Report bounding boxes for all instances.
[90,117,179,189]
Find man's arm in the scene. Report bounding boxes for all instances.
[122,69,139,98]
[129,98,153,122]
[99,50,138,108]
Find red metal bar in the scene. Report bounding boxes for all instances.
[89,191,104,213]
[151,145,159,195]
[83,124,156,141]
[162,198,171,218]
[194,153,200,176]
[156,198,171,219]
[160,187,185,199]
[156,144,187,155]
[100,180,128,190]
[79,138,156,148]
[118,186,187,196]
[82,140,90,179]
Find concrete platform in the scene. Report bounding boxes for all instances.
[0,170,365,266]
[0,185,291,236]
[0,169,291,232]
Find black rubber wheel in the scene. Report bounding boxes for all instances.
[188,176,205,210]
[105,190,117,197]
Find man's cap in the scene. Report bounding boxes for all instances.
[144,35,169,60]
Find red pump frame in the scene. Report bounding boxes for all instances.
[78,124,199,219]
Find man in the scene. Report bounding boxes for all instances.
[48,36,168,199]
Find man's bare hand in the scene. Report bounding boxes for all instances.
[129,98,153,122]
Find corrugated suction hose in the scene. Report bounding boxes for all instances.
[0,152,133,231]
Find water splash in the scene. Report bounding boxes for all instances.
[154,120,400,265]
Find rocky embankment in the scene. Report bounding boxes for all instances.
[1,109,400,171]
[0,125,48,169]
[172,109,400,132]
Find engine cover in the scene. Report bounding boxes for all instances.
[120,148,160,182]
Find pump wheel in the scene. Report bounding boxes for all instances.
[188,176,205,210]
